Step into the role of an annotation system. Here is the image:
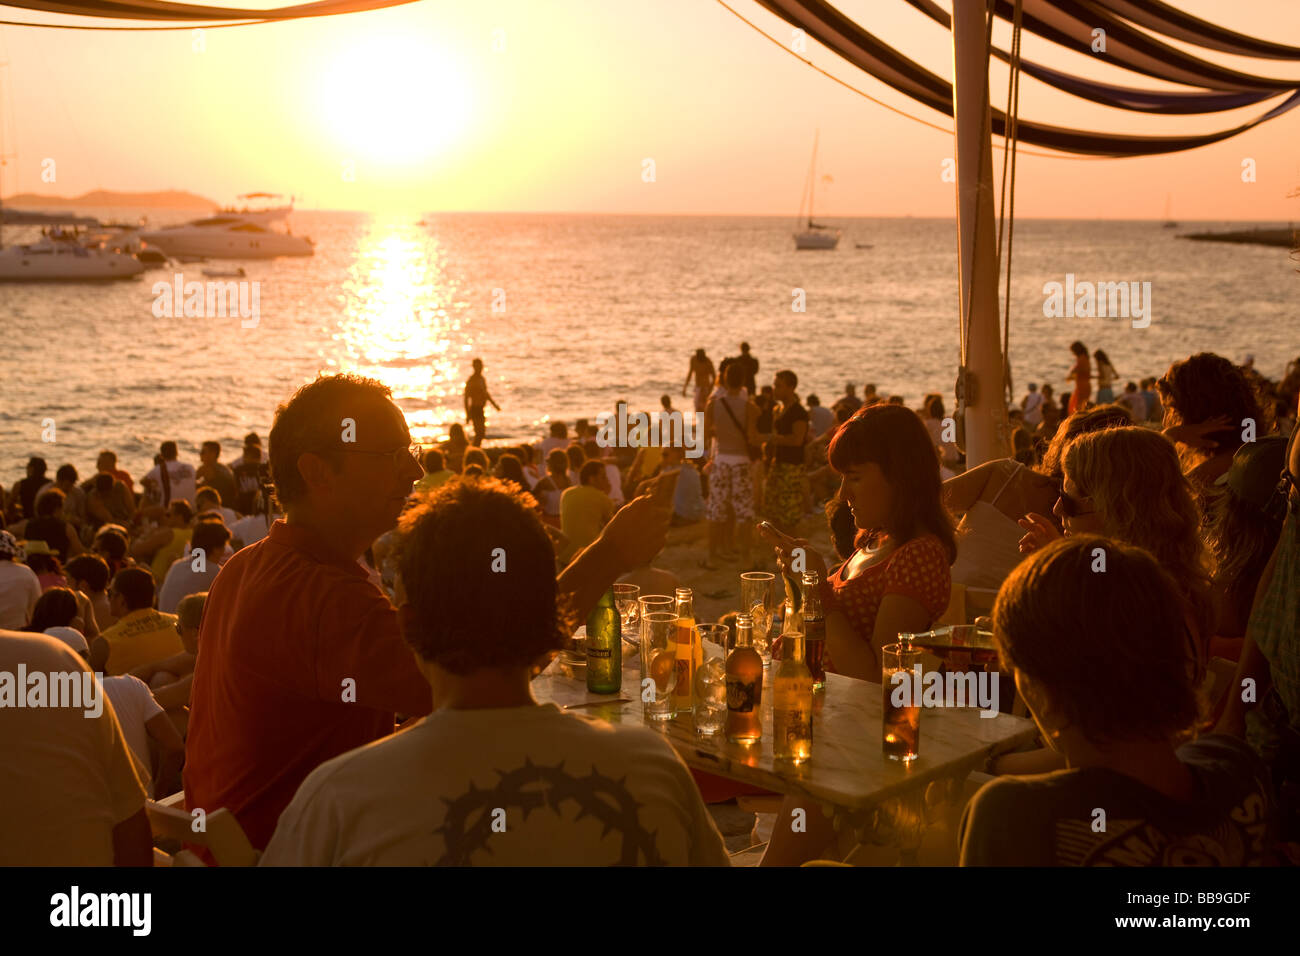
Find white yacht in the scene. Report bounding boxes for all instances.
[0,229,145,281]
[793,131,841,251]
[139,202,314,259]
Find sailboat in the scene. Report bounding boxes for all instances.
[793,132,840,250]
[1163,194,1177,229]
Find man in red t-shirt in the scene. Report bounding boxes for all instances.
[185,374,672,853]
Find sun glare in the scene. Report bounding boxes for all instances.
[317,36,474,165]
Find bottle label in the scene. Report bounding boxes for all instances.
[726,677,758,713]
[675,658,691,694]
[776,710,812,742]
[588,646,613,660]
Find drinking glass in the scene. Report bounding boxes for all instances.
[639,611,679,721]
[613,583,641,657]
[692,624,729,735]
[740,572,777,665]
[882,640,923,762]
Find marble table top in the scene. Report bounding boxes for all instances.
[532,656,1038,815]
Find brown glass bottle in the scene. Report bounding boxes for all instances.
[725,613,763,744]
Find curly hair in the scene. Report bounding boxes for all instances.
[1063,427,1214,647]
[828,404,956,562]
[392,477,565,675]
[993,535,1201,745]
[1037,404,1133,480]
[1157,352,1271,468]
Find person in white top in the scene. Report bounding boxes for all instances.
[262,478,729,867]
[142,441,197,508]
[159,519,231,613]
[0,631,151,865]
[0,532,40,629]
[100,673,185,798]
[1020,383,1045,426]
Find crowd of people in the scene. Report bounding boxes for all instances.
[2,343,1299,867]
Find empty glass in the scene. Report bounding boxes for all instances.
[740,572,777,665]
[639,610,678,721]
[692,624,729,735]
[613,583,641,657]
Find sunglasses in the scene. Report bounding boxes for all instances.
[1056,490,1095,518]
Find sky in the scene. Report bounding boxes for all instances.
[1,0,1299,217]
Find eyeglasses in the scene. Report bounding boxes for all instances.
[341,443,421,468]
[1056,491,1095,518]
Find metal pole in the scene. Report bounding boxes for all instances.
[952,0,1010,467]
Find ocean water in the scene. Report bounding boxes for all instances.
[2,211,1296,481]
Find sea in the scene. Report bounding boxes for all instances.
[2,211,1296,481]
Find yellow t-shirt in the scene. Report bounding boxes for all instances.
[559,485,614,565]
[151,528,192,583]
[99,608,184,676]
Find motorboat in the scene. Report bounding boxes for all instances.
[0,228,145,281]
[793,131,840,251]
[139,212,314,259]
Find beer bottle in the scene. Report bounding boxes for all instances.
[672,587,698,714]
[773,630,813,764]
[725,613,763,744]
[586,587,622,694]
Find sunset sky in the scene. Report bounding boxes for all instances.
[1,0,1299,217]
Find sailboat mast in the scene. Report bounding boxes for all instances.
[808,129,819,228]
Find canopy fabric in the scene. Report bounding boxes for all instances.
[905,0,1282,114]
[755,0,1300,156]
[0,0,416,22]
[1094,0,1300,61]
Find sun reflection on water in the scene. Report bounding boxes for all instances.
[334,217,471,444]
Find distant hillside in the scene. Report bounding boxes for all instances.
[2,189,216,210]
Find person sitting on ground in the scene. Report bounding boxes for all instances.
[185,373,673,853]
[100,670,186,798]
[1157,352,1272,510]
[40,464,87,532]
[531,449,572,528]
[1204,435,1290,661]
[80,449,135,498]
[491,452,529,493]
[197,441,239,512]
[158,517,230,614]
[832,383,861,420]
[10,457,48,523]
[562,443,583,487]
[18,488,84,563]
[66,553,113,631]
[537,421,568,462]
[1020,382,1044,427]
[142,441,197,509]
[90,567,183,677]
[26,548,66,591]
[518,444,543,487]
[805,393,834,438]
[414,449,455,493]
[92,525,133,579]
[559,460,616,566]
[24,582,98,644]
[132,591,204,733]
[131,498,194,583]
[960,535,1274,866]
[195,485,238,526]
[85,471,135,530]
[0,531,40,629]
[260,477,728,867]
[231,443,265,516]
[0,631,152,866]
[664,446,704,528]
[1117,381,1146,422]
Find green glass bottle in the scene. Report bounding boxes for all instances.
[586,587,622,694]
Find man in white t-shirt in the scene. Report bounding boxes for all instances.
[262,478,729,867]
[0,532,41,629]
[159,519,230,614]
[101,673,185,797]
[142,441,197,508]
[0,631,151,865]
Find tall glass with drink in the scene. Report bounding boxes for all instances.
[800,570,826,690]
[672,587,700,715]
[740,571,776,665]
[882,638,922,762]
[639,610,679,722]
[692,624,729,736]
[613,583,641,657]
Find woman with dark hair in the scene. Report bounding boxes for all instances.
[493,452,529,492]
[760,404,955,682]
[1066,341,1091,414]
[1157,352,1272,501]
[440,423,469,474]
[1093,348,1118,403]
[24,586,79,633]
[92,525,132,577]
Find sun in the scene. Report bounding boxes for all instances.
[317,35,474,165]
